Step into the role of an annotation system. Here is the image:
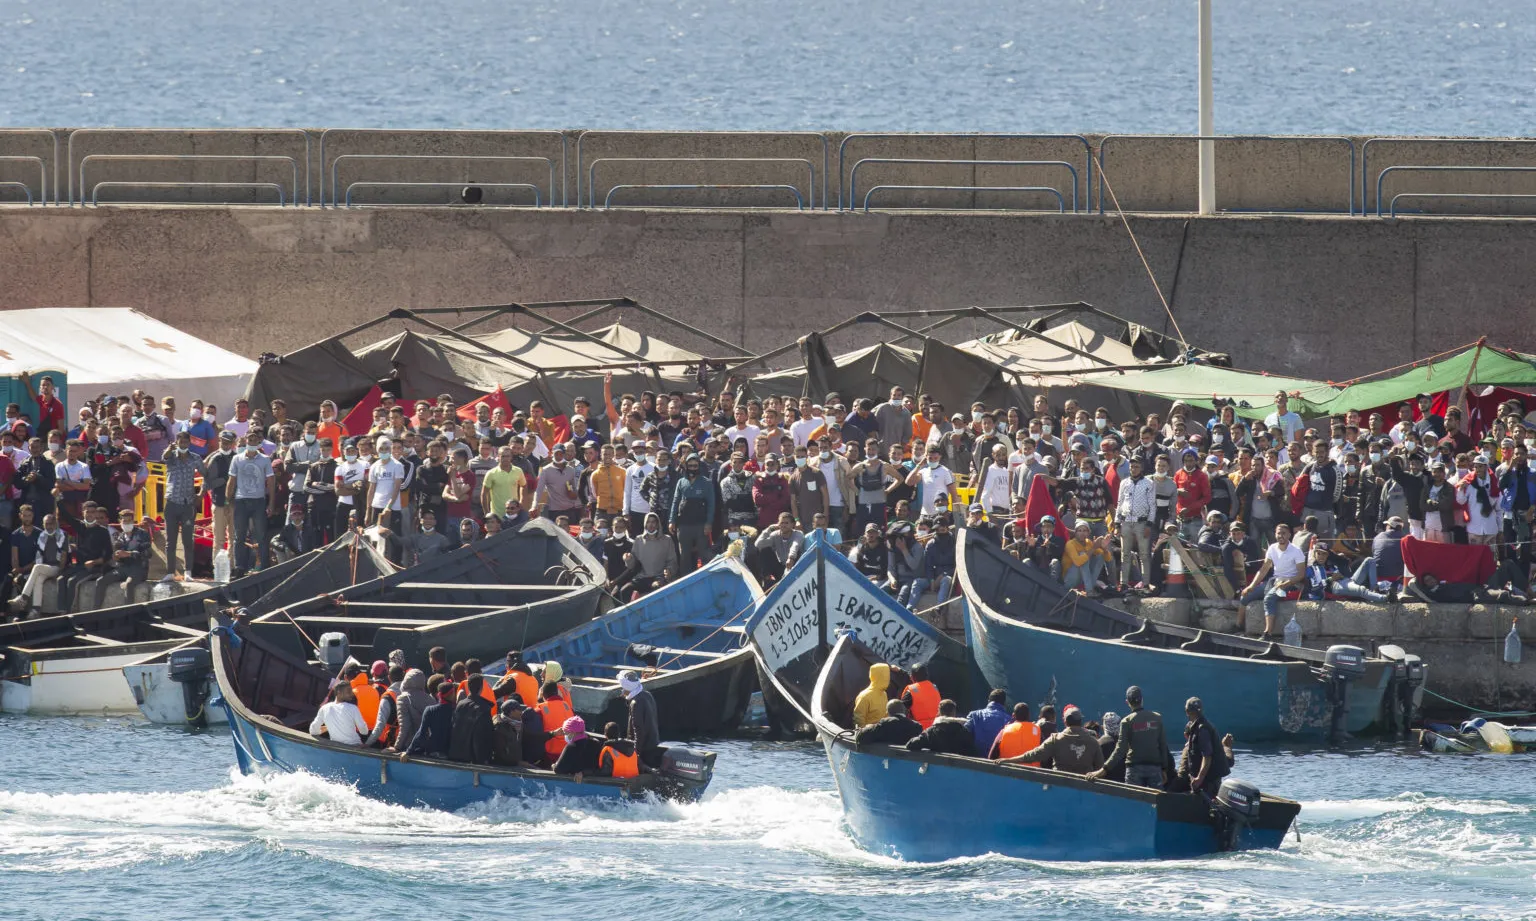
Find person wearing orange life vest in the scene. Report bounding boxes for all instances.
[493,651,541,707]
[542,660,573,706]
[535,681,575,763]
[459,658,497,708]
[1002,705,1105,775]
[366,663,405,748]
[597,721,642,778]
[347,663,382,730]
[988,703,1042,764]
[900,662,941,729]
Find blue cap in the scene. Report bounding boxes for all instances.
[1182,447,1199,458]
[1040,515,1056,524]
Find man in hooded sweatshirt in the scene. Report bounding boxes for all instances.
[614,512,677,598]
[402,682,456,759]
[852,662,892,729]
[447,674,494,764]
[491,697,525,767]
[620,670,662,768]
[392,668,430,753]
[904,699,976,756]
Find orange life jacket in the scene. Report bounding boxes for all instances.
[459,678,496,708]
[995,720,1042,764]
[905,680,940,728]
[511,670,540,706]
[537,697,574,758]
[375,686,399,748]
[601,745,640,779]
[351,673,381,729]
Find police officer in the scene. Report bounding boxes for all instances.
[1180,696,1229,799]
[1088,685,1169,787]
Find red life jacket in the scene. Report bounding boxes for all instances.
[905,680,940,728]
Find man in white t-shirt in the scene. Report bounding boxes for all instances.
[333,440,370,536]
[789,399,822,448]
[1237,521,1306,639]
[723,407,761,459]
[1263,391,1305,445]
[905,445,958,516]
[366,436,408,530]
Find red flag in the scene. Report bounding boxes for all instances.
[341,385,383,436]
[1022,472,1059,533]
[455,386,513,422]
[548,413,571,446]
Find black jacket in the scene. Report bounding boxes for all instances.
[75,523,112,566]
[553,735,604,775]
[855,715,923,747]
[904,717,976,756]
[520,706,547,765]
[627,688,660,752]
[447,696,494,764]
[407,700,454,756]
[492,713,523,767]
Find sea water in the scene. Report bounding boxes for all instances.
[0,0,1530,135]
[2,715,1534,920]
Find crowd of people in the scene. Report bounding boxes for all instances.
[851,664,1235,799]
[8,365,1536,629]
[306,644,658,781]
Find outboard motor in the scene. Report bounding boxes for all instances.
[1213,777,1264,851]
[167,646,214,729]
[1315,644,1367,743]
[1378,644,1427,737]
[316,632,351,677]
[652,745,718,799]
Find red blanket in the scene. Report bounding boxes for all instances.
[1400,535,1495,584]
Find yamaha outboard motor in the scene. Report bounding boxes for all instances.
[1213,778,1264,851]
[652,745,718,799]
[1378,644,1426,738]
[316,632,352,677]
[167,646,214,729]
[1314,644,1367,743]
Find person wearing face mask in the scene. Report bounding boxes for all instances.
[809,435,853,534]
[284,421,325,518]
[17,437,56,522]
[788,445,829,530]
[641,448,680,533]
[669,455,717,571]
[751,453,791,530]
[574,516,606,564]
[84,422,125,516]
[159,431,206,579]
[532,443,583,522]
[333,439,370,539]
[15,512,69,617]
[623,444,657,534]
[303,437,340,543]
[613,512,677,599]
[906,445,958,518]
[1457,455,1503,546]
[227,432,277,576]
[596,517,630,581]
[176,401,217,458]
[970,412,1012,475]
[718,451,759,536]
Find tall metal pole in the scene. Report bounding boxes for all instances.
[1197,0,1216,214]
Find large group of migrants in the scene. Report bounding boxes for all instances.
[6,365,1535,630]
[306,644,658,781]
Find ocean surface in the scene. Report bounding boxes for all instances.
[2,715,1534,921]
[0,0,1530,135]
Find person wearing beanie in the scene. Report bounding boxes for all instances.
[553,715,604,777]
[619,669,662,768]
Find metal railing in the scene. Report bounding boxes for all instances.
[837,133,1093,210]
[318,128,568,206]
[1386,192,1536,218]
[77,154,301,206]
[343,181,542,207]
[586,157,816,209]
[575,130,830,209]
[848,158,1079,212]
[0,181,34,205]
[860,184,1065,212]
[1361,137,1536,214]
[327,154,555,208]
[0,155,46,205]
[1097,134,1357,215]
[90,181,286,206]
[65,127,310,205]
[1373,164,1536,216]
[0,130,57,202]
[602,183,805,209]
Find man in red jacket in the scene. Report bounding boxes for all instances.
[1173,448,1210,541]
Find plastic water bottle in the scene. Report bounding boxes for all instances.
[1505,619,1522,665]
[213,549,231,584]
[1283,613,1302,647]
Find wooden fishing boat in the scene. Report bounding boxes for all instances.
[744,534,969,736]
[0,534,392,715]
[494,556,763,736]
[796,632,1301,861]
[958,529,1410,745]
[211,614,716,808]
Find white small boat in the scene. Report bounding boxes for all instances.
[1418,720,1536,754]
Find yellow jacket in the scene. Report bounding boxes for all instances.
[590,461,627,512]
[852,663,891,728]
[1061,536,1113,572]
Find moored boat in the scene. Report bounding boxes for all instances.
[1418,720,1536,754]
[958,529,1411,744]
[797,631,1300,861]
[745,533,970,736]
[211,614,716,809]
[495,555,763,736]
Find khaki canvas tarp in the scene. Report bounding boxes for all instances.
[1073,363,1339,420]
[244,339,380,419]
[958,320,1144,378]
[749,335,923,400]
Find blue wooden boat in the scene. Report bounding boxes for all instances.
[745,533,971,736]
[795,632,1300,862]
[210,615,716,810]
[251,519,610,670]
[957,528,1403,745]
[491,555,764,735]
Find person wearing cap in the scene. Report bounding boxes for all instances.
[1457,453,1503,546]
[855,698,923,746]
[1061,520,1114,595]
[1096,712,1124,779]
[1001,704,1105,775]
[1088,685,1168,787]
[1179,697,1228,799]
[159,430,206,579]
[847,522,890,585]
[619,669,663,767]
[362,663,404,748]
[364,434,406,533]
[1422,459,1458,543]
[488,696,525,767]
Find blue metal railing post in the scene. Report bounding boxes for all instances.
[586,157,816,209]
[0,181,35,205]
[602,184,804,210]
[1374,165,1536,216]
[847,158,1078,212]
[861,185,1064,212]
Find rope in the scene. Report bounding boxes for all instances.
[654,594,762,671]
[1331,337,1489,387]
[1096,159,1187,348]
[1422,687,1536,719]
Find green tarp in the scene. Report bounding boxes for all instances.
[1292,346,1536,416]
[1074,364,1340,420]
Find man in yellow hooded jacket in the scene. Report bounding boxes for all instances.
[853,662,891,728]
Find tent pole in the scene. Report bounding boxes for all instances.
[389,308,561,406]
[964,306,1119,367]
[1457,337,1488,418]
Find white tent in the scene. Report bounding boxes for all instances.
[0,308,257,410]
